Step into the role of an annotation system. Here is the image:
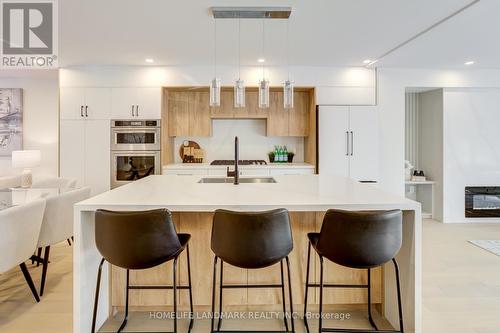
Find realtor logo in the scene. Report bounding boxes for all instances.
[1,0,58,68]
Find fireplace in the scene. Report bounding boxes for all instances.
[465,187,500,218]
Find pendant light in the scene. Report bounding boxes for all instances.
[258,19,270,108]
[234,17,245,108]
[283,19,294,109]
[210,18,221,107]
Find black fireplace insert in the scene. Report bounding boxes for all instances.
[465,186,500,218]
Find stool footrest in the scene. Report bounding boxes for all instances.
[213,331,294,333]
[321,329,402,333]
[128,285,190,290]
[221,284,284,289]
[307,283,369,288]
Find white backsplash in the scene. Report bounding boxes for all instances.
[173,119,304,163]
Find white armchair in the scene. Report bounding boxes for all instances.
[31,175,77,190]
[0,199,46,302]
[37,187,90,295]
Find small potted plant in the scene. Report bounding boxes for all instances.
[268,151,275,163]
[287,151,295,163]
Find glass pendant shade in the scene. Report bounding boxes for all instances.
[283,80,294,109]
[234,79,245,108]
[258,79,270,108]
[209,78,221,107]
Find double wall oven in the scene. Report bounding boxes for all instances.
[111,120,161,188]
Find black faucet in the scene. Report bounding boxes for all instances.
[226,136,239,185]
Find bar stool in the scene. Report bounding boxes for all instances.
[91,209,194,333]
[211,209,295,333]
[303,209,404,333]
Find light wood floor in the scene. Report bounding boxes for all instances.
[1,220,500,333]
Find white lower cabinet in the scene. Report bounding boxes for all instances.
[163,168,208,176]
[60,119,110,195]
[240,168,270,176]
[163,166,314,176]
[269,168,314,175]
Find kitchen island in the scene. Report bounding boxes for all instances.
[74,174,421,333]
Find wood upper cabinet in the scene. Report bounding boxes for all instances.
[288,91,310,136]
[166,87,312,137]
[167,89,211,137]
[210,90,235,118]
[267,90,310,136]
[210,88,268,119]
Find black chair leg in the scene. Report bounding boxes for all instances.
[318,256,324,333]
[217,260,224,331]
[40,245,50,296]
[211,256,218,333]
[303,242,312,333]
[280,260,289,331]
[36,247,42,267]
[67,238,72,246]
[117,269,129,333]
[285,256,295,333]
[393,258,404,333]
[19,262,40,302]
[186,244,194,333]
[367,268,379,330]
[91,258,105,333]
[173,257,178,333]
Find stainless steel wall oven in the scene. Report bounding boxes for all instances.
[111,120,161,188]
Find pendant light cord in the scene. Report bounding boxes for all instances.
[286,18,290,81]
[262,19,265,79]
[238,16,241,80]
[214,18,217,78]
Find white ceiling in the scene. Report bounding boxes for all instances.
[59,0,498,69]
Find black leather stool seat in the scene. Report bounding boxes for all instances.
[91,209,194,333]
[210,208,295,333]
[304,209,404,333]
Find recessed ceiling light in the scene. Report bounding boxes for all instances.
[145,58,154,63]
[257,58,265,63]
[363,59,372,64]
[464,60,475,65]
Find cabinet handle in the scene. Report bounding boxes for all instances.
[136,105,139,117]
[80,105,84,117]
[85,105,88,117]
[131,105,134,117]
[350,131,354,155]
[345,131,349,156]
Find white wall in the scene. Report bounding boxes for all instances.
[60,66,500,196]
[0,70,59,176]
[443,88,500,222]
[377,69,500,195]
[419,89,444,221]
[173,119,304,163]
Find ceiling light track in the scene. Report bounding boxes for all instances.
[367,0,481,67]
[211,7,292,19]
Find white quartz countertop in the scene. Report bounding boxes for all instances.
[76,174,419,212]
[163,162,314,169]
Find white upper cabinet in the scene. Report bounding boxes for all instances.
[111,88,161,119]
[60,88,111,120]
[84,88,111,119]
[316,87,376,106]
[60,88,85,120]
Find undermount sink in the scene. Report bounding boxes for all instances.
[198,177,277,184]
